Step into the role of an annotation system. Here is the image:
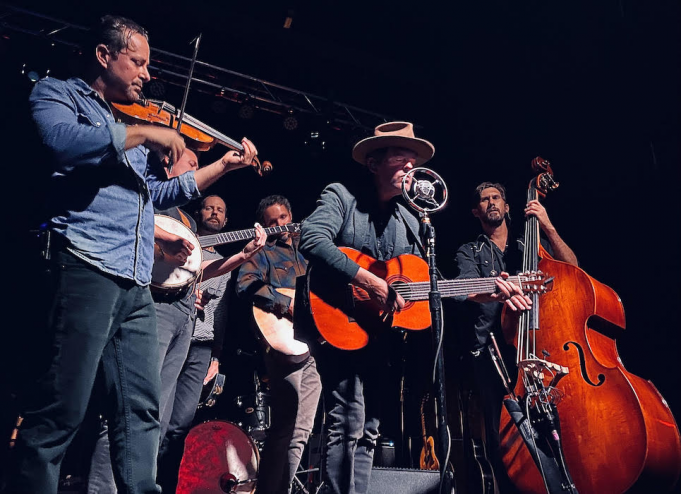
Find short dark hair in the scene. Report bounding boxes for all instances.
[472,181,507,207]
[256,195,291,225]
[86,15,148,58]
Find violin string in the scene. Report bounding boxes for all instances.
[181,113,243,151]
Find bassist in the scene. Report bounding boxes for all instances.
[453,181,577,493]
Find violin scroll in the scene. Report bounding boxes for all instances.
[253,158,273,176]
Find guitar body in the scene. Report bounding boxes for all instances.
[420,436,440,471]
[308,247,432,350]
[252,288,310,358]
[151,215,203,296]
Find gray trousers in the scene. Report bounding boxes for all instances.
[256,354,322,494]
[88,301,195,493]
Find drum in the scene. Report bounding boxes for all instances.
[176,420,259,494]
[233,392,271,441]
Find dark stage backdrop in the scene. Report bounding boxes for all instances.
[3,0,680,477]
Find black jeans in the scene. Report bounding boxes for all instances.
[7,250,161,494]
[88,299,195,493]
[315,345,387,494]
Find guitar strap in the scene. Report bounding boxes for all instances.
[177,209,193,229]
[396,204,427,259]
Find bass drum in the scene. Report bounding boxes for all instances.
[176,420,259,494]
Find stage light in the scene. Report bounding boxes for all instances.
[283,9,294,29]
[283,109,298,131]
[238,102,255,120]
[211,99,228,114]
[147,79,166,99]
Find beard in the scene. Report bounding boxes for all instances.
[482,209,505,227]
[201,218,224,233]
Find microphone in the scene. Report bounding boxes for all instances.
[413,179,437,202]
[401,167,449,214]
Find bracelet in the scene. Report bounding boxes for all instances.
[210,357,219,363]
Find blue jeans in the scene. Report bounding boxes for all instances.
[316,345,386,494]
[7,250,161,494]
[88,298,195,493]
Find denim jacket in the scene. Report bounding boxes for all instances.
[30,77,199,285]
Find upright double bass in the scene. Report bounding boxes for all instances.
[498,157,681,493]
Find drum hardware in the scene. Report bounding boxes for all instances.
[219,472,259,493]
[233,372,271,441]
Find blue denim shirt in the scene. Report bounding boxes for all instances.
[30,77,200,285]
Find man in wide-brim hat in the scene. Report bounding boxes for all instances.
[351,121,435,166]
[298,121,436,494]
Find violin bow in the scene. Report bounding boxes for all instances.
[169,33,202,173]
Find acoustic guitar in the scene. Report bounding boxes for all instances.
[308,247,551,350]
[252,287,310,362]
[151,215,301,296]
[420,394,440,471]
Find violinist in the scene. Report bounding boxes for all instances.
[6,15,258,494]
[453,181,577,493]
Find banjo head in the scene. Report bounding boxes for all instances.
[151,215,203,290]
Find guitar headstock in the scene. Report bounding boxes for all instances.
[519,271,554,294]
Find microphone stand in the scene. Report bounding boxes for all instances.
[421,212,453,494]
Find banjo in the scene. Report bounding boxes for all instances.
[151,214,301,296]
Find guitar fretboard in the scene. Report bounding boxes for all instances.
[394,275,527,301]
[199,223,300,248]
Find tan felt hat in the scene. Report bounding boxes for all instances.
[352,121,435,166]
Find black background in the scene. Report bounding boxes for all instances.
[2,0,680,485]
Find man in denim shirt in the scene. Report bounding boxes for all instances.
[7,15,259,494]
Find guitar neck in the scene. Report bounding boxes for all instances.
[396,275,523,301]
[198,224,299,248]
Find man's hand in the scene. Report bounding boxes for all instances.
[204,360,219,385]
[155,233,193,267]
[137,126,186,165]
[525,200,554,232]
[242,223,267,258]
[220,138,258,173]
[490,272,532,312]
[354,268,405,314]
[195,288,210,311]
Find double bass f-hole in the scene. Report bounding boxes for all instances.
[562,342,605,387]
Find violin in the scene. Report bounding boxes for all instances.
[111,98,272,176]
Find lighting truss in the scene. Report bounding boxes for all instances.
[0,3,397,132]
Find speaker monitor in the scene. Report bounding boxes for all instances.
[368,467,441,494]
